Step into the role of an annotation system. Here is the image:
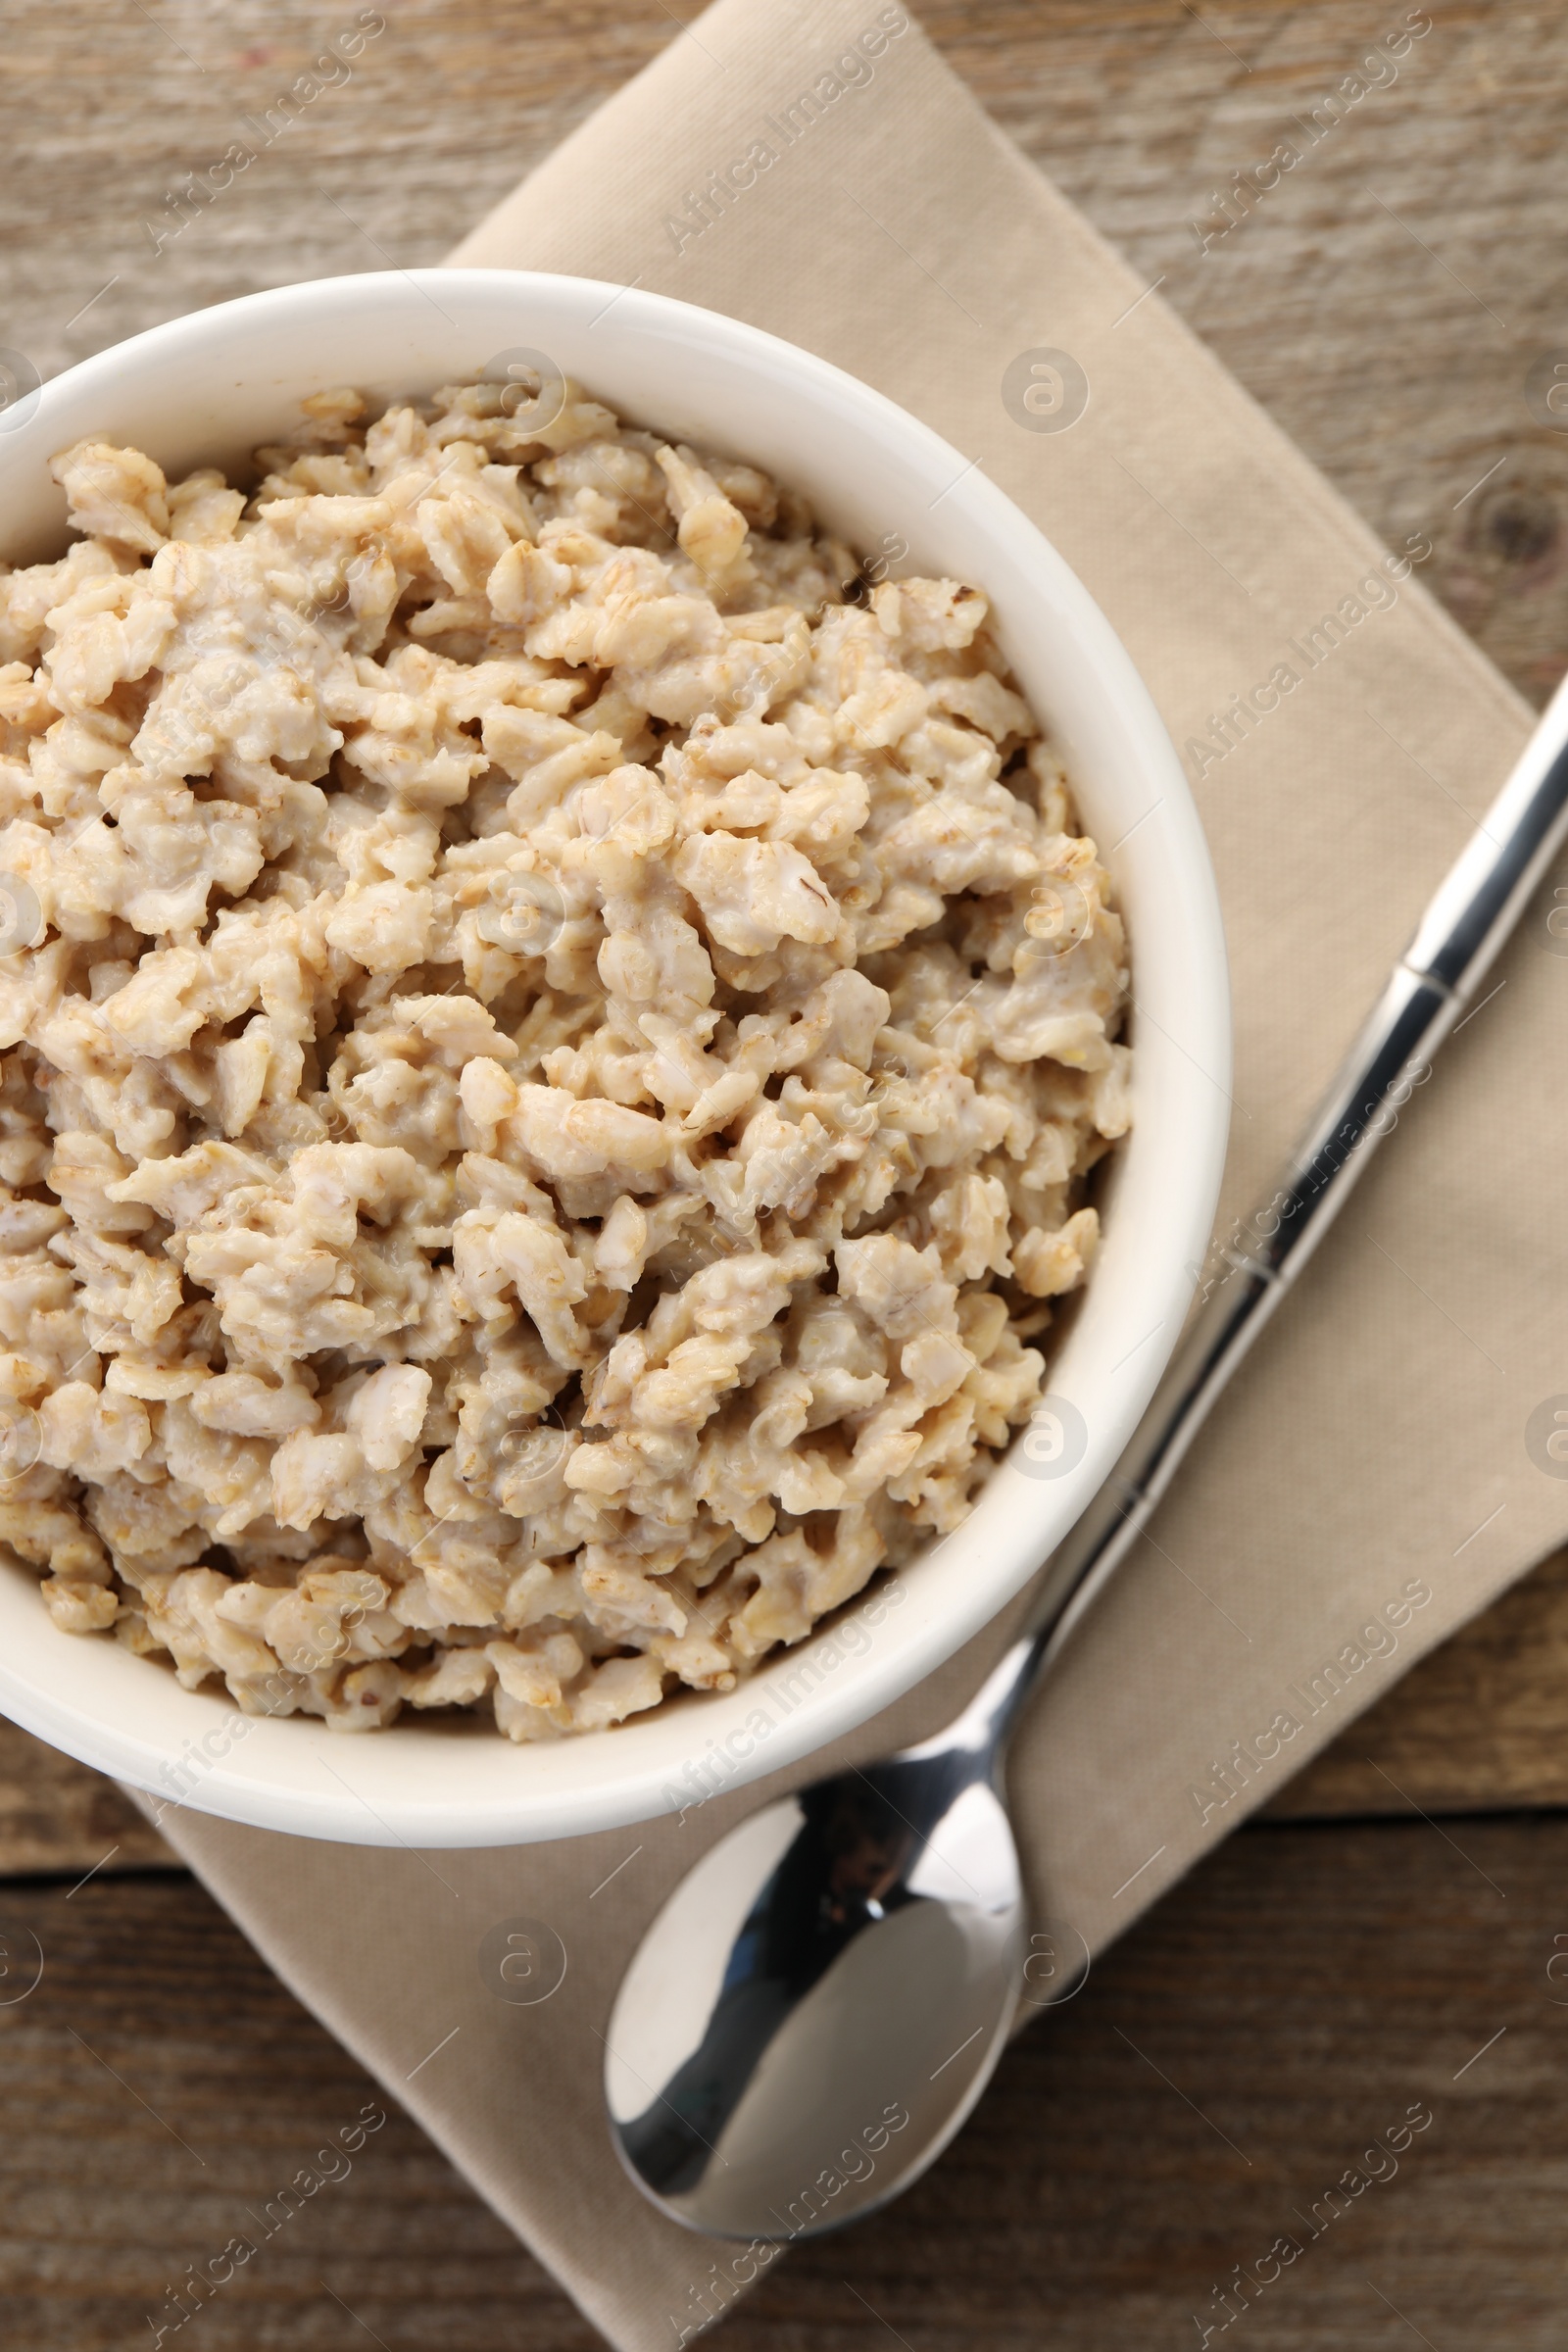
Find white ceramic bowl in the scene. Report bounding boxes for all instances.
[0,270,1229,1845]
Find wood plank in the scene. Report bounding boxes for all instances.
[0,1872,596,2352]
[1270,1544,1568,1818]
[2,0,1563,712]
[923,0,1568,711]
[1,1813,1563,2347]
[0,1720,171,1876]
[2,6,1567,2340]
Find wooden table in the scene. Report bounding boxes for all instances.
[5,2,1568,2341]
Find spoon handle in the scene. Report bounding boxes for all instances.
[975,668,1568,1753]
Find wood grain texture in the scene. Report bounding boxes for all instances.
[1271,1544,1568,1817]
[4,5,1568,2340]
[2,1816,1565,2348]
[0,1719,171,1876]
[4,0,1567,717]
[920,0,1568,710]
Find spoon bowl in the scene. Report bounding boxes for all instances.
[605,1770,1027,2238]
[606,1663,1030,2237]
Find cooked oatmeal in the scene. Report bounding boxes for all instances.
[0,373,1129,1739]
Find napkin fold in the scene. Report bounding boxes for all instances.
[145,4,1568,2344]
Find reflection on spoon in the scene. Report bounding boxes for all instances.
[606,1648,1029,2238]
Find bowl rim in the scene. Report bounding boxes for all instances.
[0,268,1231,1844]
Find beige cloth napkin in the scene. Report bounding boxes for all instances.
[141,4,1568,2342]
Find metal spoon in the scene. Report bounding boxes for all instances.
[606,674,1568,2241]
